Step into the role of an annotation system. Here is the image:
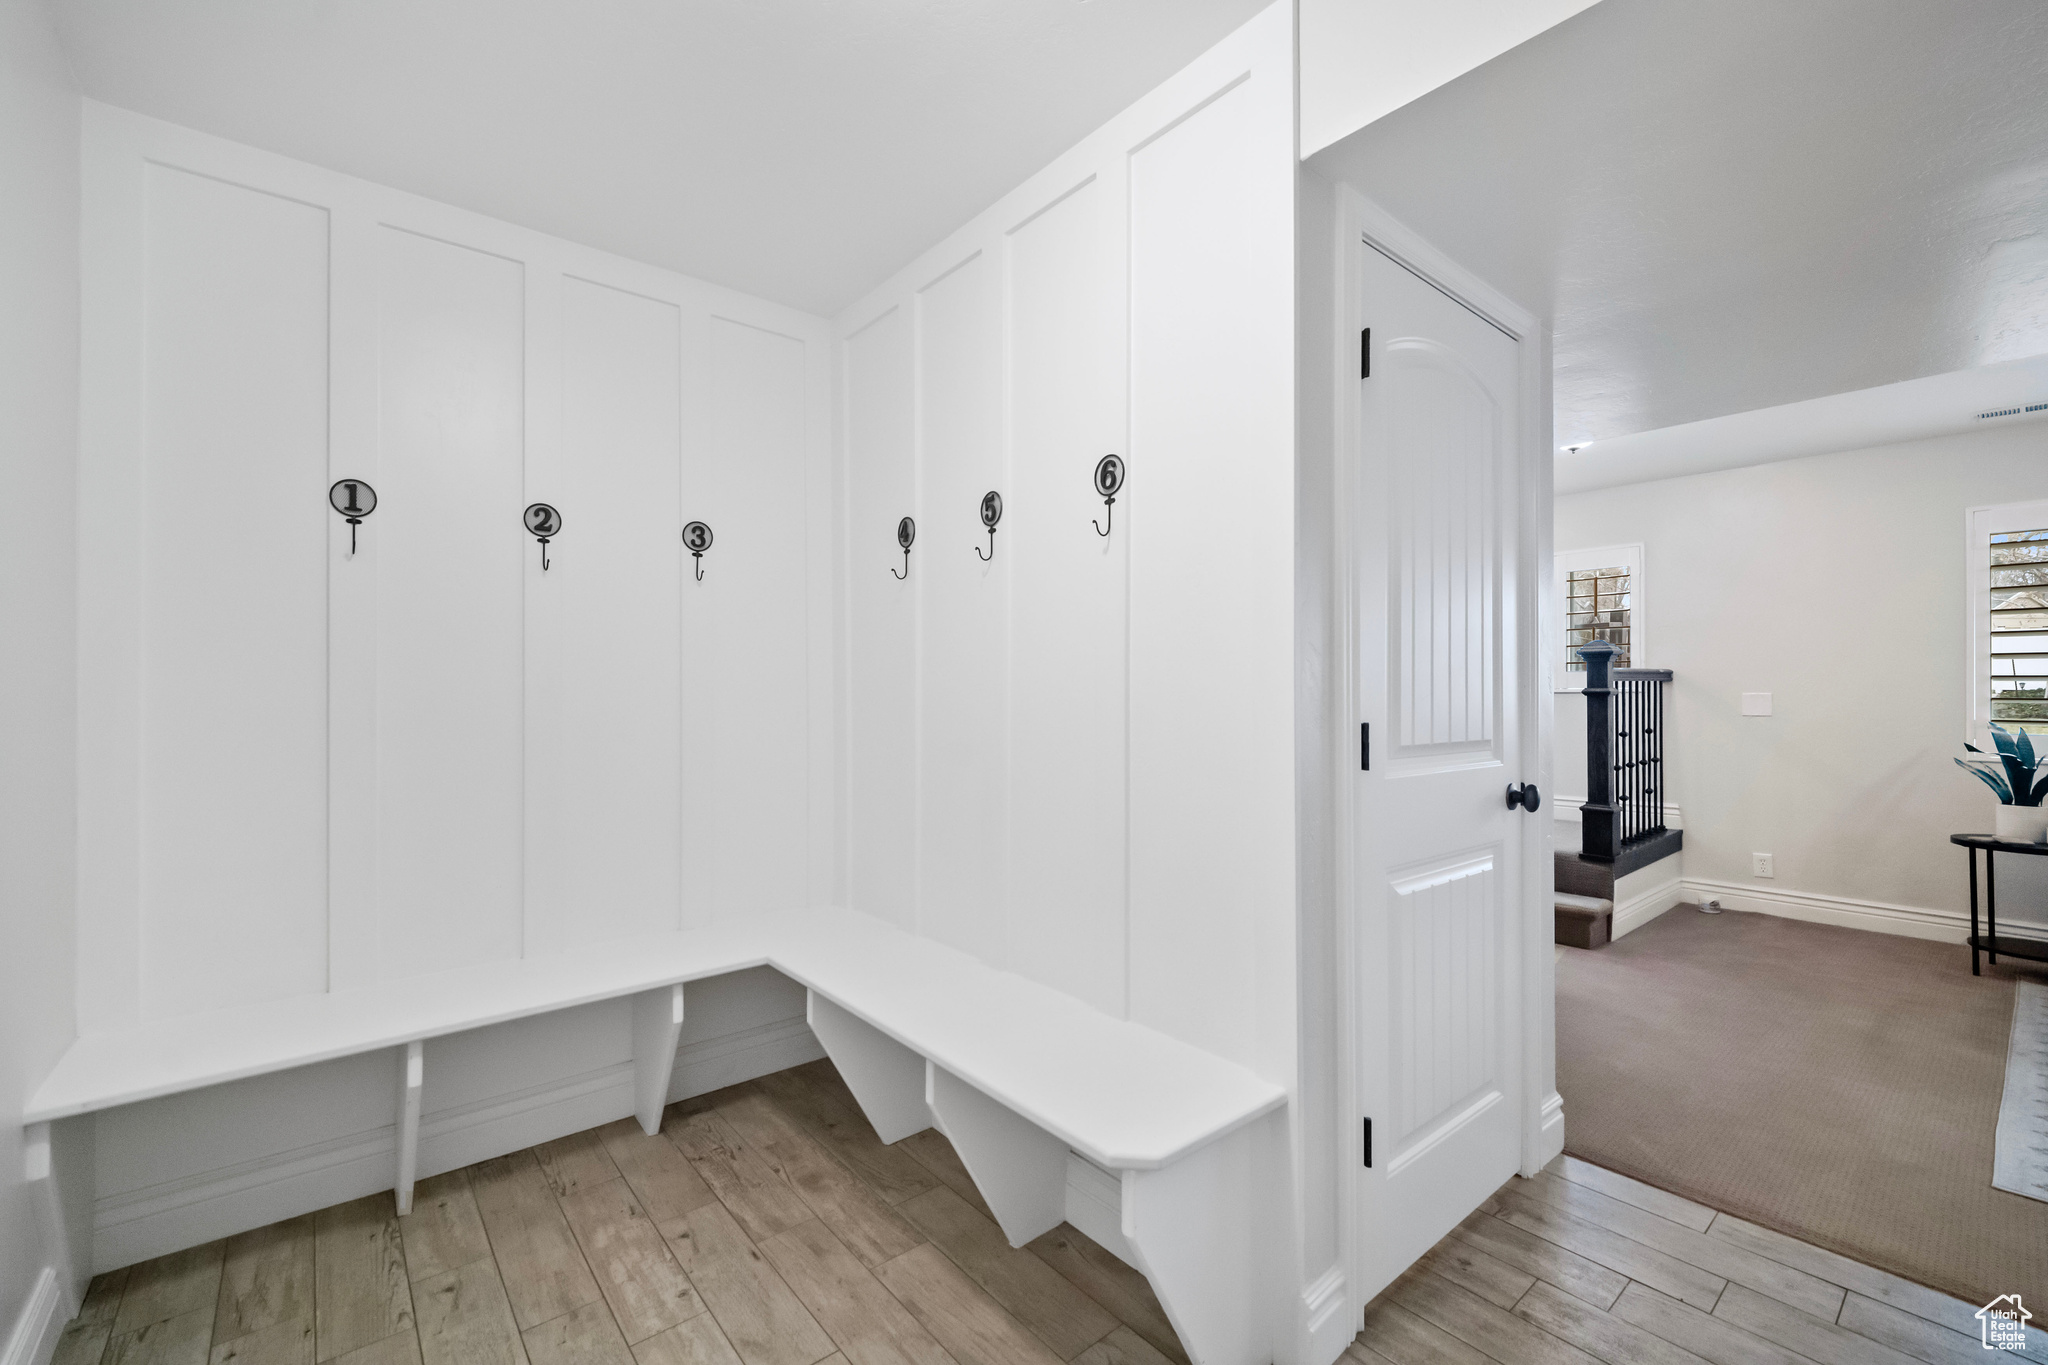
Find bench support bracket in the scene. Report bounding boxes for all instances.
[1118,1111,1280,1365]
[806,991,929,1143]
[395,1041,423,1215]
[633,984,687,1135]
[927,1062,1065,1248]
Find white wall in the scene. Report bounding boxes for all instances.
[0,0,83,1356]
[1555,420,2048,937]
[67,105,838,1265]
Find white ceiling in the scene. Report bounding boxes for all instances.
[51,0,1272,317]
[1308,0,2048,447]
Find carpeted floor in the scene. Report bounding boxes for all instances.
[1557,906,2048,1312]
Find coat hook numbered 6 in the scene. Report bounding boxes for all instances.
[329,479,377,555]
[524,502,562,570]
[975,490,1003,561]
[891,516,915,579]
[1092,454,1124,537]
[682,521,713,581]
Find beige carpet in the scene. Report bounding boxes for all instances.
[1557,907,2048,1310]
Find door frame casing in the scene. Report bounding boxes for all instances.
[1327,184,1559,1319]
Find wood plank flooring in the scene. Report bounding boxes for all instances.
[51,1061,1190,1365]
[1353,1154,2048,1365]
[56,1061,2043,1365]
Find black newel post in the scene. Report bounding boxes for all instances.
[1578,639,1620,862]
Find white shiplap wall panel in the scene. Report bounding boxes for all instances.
[136,165,331,1020]
[914,252,1008,963]
[1004,175,1129,1016]
[845,306,919,932]
[373,227,528,978]
[526,277,685,955]
[833,4,1294,1076]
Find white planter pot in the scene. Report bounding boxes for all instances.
[1995,804,2048,844]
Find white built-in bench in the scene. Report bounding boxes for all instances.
[25,908,1285,1365]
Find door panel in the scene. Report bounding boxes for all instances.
[1356,241,1527,1292]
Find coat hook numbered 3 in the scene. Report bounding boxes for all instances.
[975,490,1003,561]
[1092,454,1124,537]
[891,516,915,579]
[329,478,377,555]
[524,502,562,570]
[683,521,713,581]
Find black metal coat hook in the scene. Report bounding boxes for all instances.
[975,490,1003,561]
[891,516,915,579]
[1092,454,1124,537]
[524,502,562,570]
[683,521,713,581]
[329,478,377,555]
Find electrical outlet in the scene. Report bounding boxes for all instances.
[1752,852,1774,878]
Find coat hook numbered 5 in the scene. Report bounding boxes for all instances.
[329,478,377,555]
[1092,454,1124,537]
[974,490,1003,561]
[524,502,562,570]
[682,521,713,581]
[891,516,915,579]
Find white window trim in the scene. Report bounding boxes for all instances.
[1966,498,2048,746]
[1555,541,1645,693]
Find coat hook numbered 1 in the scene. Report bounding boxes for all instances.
[524,502,562,570]
[1092,454,1124,537]
[974,490,1003,561]
[682,521,713,581]
[891,516,915,579]
[328,478,377,555]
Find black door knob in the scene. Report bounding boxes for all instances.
[1507,783,1541,813]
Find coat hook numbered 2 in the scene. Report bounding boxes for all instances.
[329,479,377,555]
[974,490,1003,561]
[683,521,713,581]
[524,502,562,570]
[1092,454,1124,537]
[891,516,915,579]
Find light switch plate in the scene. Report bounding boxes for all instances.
[1741,692,1773,716]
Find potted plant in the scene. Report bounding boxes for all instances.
[1957,723,2048,843]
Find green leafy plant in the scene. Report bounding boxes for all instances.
[1957,723,2048,806]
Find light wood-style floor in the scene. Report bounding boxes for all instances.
[1354,1154,2048,1365]
[54,1055,2044,1365]
[50,1059,1187,1365]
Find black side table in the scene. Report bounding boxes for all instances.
[1950,833,2048,975]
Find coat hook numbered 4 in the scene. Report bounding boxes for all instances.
[682,521,713,581]
[524,502,562,570]
[329,478,377,555]
[1092,454,1124,537]
[891,516,915,579]
[975,490,1003,561]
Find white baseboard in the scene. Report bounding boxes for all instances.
[1551,796,1684,830]
[1612,872,1685,940]
[1299,1264,1351,1365]
[1534,1092,1565,1171]
[1,1270,64,1365]
[92,1015,825,1271]
[1681,877,2048,945]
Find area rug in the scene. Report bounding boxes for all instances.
[1556,907,2048,1310]
[1996,981,2048,1203]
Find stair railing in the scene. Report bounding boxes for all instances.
[1576,639,1672,862]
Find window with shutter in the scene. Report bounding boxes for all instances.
[1565,565,1631,671]
[1990,525,2048,734]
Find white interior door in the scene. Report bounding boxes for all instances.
[1352,237,1533,1295]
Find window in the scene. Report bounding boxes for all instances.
[1969,501,2048,740]
[1557,543,1644,676]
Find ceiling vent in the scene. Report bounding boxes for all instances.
[1976,401,2048,421]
